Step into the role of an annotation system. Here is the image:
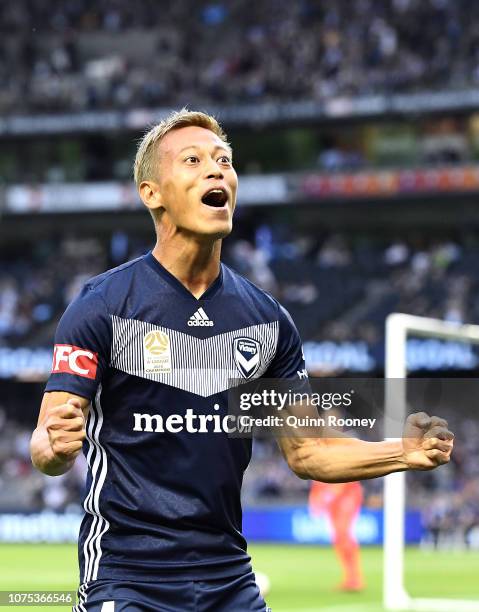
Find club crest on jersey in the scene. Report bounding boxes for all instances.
[233,337,261,379]
[143,330,172,374]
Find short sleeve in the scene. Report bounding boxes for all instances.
[265,303,310,388]
[45,284,112,401]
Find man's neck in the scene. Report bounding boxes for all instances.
[151,235,222,299]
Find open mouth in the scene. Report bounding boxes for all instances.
[201,188,228,208]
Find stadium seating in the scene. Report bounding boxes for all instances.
[2,234,477,349]
[2,0,479,113]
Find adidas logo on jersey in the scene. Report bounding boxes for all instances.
[188,307,214,327]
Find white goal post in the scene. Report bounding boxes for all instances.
[384,313,479,612]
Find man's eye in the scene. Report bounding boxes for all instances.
[185,156,199,163]
[218,156,232,164]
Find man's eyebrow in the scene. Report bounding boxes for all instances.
[177,144,232,155]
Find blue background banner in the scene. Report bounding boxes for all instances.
[243,507,422,545]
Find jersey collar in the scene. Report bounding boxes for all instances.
[144,251,223,301]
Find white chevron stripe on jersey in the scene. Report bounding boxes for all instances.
[110,315,279,397]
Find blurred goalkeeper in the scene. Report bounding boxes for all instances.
[309,408,364,592]
[30,109,454,612]
[309,480,364,591]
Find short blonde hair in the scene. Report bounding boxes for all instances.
[133,108,229,188]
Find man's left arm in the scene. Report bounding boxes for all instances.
[277,412,454,483]
[268,303,454,483]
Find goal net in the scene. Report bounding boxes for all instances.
[384,313,479,612]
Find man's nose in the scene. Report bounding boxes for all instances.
[205,159,224,179]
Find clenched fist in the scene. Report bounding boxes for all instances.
[45,397,86,463]
[402,412,454,470]
[31,393,90,476]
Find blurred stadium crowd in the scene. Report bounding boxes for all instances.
[1,230,478,348]
[2,0,479,113]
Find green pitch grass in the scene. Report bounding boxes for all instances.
[0,543,479,611]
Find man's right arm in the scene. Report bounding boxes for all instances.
[30,391,90,476]
[32,283,111,476]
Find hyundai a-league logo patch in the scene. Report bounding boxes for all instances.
[143,330,172,374]
[233,337,261,379]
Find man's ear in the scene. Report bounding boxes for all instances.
[139,180,164,214]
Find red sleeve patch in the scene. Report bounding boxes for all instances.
[52,344,99,380]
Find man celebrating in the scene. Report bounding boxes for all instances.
[30,110,454,611]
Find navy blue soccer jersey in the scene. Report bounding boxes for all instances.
[45,251,307,584]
